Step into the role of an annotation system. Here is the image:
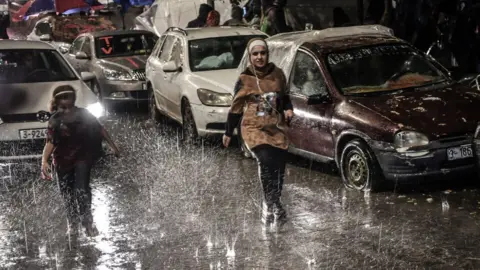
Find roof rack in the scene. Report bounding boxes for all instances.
[166,27,188,36]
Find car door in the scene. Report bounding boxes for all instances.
[162,37,184,121]
[149,35,175,116]
[65,36,85,72]
[287,49,335,159]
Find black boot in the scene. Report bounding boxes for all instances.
[261,201,274,224]
[274,200,286,220]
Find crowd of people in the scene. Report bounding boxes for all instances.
[186,0,480,76]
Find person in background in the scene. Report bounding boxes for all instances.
[223,38,294,224]
[187,3,213,28]
[206,10,220,27]
[41,85,120,236]
[261,0,290,36]
[223,5,246,26]
[332,7,352,27]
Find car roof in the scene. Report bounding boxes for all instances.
[267,24,402,51]
[0,40,56,50]
[90,30,154,38]
[166,26,267,40]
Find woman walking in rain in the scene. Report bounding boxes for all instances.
[41,85,120,236]
[223,38,293,224]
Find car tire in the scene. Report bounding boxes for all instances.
[182,100,199,144]
[149,89,162,122]
[237,120,253,158]
[340,139,383,192]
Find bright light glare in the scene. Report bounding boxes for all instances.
[87,102,105,118]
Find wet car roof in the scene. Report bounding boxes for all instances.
[90,30,154,38]
[267,25,403,52]
[179,26,266,40]
[0,40,56,50]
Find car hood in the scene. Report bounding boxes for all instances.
[97,55,148,72]
[0,80,98,115]
[189,69,238,95]
[348,84,480,139]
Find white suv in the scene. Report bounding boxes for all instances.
[146,26,267,142]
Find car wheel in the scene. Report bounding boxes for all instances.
[149,89,162,122]
[238,121,253,158]
[340,139,383,192]
[182,101,199,144]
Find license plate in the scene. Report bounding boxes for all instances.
[19,129,48,140]
[447,144,473,161]
[142,83,147,90]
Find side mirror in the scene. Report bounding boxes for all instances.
[75,51,90,60]
[39,34,52,41]
[81,71,96,81]
[307,94,330,105]
[162,61,181,73]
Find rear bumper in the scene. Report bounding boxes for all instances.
[372,138,479,181]
[98,79,149,102]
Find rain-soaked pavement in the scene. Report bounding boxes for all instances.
[2,109,480,269]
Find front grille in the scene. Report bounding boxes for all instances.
[130,91,149,100]
[438,135,469,144]
[0,114,39,123]
[0,140,45,157]
[132,69,146,81]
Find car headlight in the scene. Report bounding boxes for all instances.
[86,102,105,118]
[475,124,480,139]
[394,131,429,152]
[103,68,132,81]
[197,88,233,107]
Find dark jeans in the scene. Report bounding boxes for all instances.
[56,161,93,223]
[251,144,287,206]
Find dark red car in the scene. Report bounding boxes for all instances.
[238,25,480,191]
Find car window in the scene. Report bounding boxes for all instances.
[169,38,183,66]
[0,49,77,83]
[81,37,91,56]
[152,35,166,58]
[159,35,175,62]
[35,22,52,36]
[290,51,328,97]
[326,44,448,95]
[95,33,157,58]
[69,36,85,54]
[188,35,267,72]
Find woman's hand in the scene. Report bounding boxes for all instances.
[222,135,231,148]
[41,162,52,180]
[284,109,294,122]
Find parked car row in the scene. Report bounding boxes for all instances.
[2,25,480,192]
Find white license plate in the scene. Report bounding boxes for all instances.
[447,144,473,161]
[19,129,48,140]
[142,83,147,90]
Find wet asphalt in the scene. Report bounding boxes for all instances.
[2,108,480,270]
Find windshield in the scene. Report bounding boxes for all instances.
[326,44,448,95]
[0,49,77,84]
[189,35,267,72]
[95,33,157,58]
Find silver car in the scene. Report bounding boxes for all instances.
[0,40,103,161]
[64,30,157,105]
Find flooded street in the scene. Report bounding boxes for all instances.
[2,111,480,269]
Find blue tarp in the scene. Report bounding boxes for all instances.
[114,0,153,13]
[25,0,54,16]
